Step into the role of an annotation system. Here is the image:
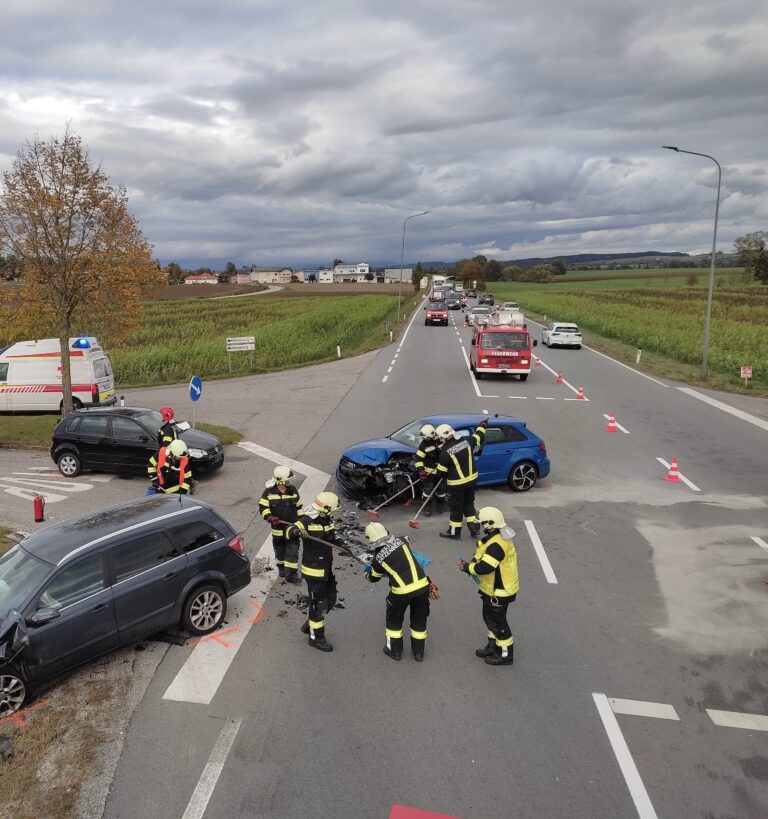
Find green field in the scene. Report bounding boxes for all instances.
[112,293,411,385]
[488,270,767,389]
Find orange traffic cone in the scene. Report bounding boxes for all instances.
[555,370,563,384]
[577,384,585,400]
[664,457,681,483]
[605,412,618,432]
[534,356,542,367]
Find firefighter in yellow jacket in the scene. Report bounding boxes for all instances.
[259,466,302,584]
[458,506,518,666]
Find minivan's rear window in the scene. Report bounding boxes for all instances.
[168,521,224,553]
[481,332,528,351]
[94,359,113,380]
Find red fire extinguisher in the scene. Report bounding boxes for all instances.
[33,494,45,522]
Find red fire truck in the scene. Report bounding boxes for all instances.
[469,319,537,381]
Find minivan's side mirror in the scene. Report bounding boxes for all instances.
[533,339,538,347]
[28,607,60,626]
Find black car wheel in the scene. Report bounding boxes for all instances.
[182,584,227,635]
[0,665,27,718]
[520,374,529,382]
[508,461,538,492]
[57,451,82,477]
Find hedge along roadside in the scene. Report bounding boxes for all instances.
[111,293,420,386]
[509,288,768,387]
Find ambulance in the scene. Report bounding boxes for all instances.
[0,337,116,412]
[469,314,538,381]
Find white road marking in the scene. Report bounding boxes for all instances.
[482,409,489,415]
[534,357,584,396]
[564,397,592,402]
[593,693,658,819]
[0,477,92,492]
[523,520,557,584]
[0,486,67,503]
[656,457,701,492]
[750,536,768,550]
[609,698,679,720]
[535,397,556,401]
[383,302,422,382]
[382,375,389,383]
[164,443,330,704]
[603,414,631,434]
[507,396,529,400]
[460,346,482,398]
[181,718,243,819]
[706,709,768,731]
[387,367,393,373]
[677,387,768,433]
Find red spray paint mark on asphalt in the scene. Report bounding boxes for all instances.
[390,806,461,819]
[188,626,240,648]
[248,600,265,623]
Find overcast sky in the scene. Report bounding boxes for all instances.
[1,0,766,269]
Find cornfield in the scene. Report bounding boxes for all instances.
[517,288,768,385]
[111,295,402,385]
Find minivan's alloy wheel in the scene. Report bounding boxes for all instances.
[57,452,82,477]
[183,585,227,635]
[0,667,26,717]
[509,461,538,492]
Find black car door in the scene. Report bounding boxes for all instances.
[108,530,188,644]
[108,416,155,473]
[24,552,118,683]
[74,414,111,469]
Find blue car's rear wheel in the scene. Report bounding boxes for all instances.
[508,461,538,492]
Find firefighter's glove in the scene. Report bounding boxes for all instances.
[428,581,440,600]
[267,515,281,526]
[458,559,471,574]
[478,419,489,429]
[362,564,372,575]
[418,468,429,481]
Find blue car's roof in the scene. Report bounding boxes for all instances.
[418,413,526,428]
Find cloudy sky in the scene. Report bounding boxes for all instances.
[1,0,766,269]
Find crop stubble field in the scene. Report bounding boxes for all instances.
[113,293,405,385]
[491,280,768,387]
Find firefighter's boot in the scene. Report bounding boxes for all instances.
[300,618,310,635]
[285,571,301,585]
[277,563,286,578]
[435,497,446,514]
[485,644,514,666]
[383,636,403,661]
[411,637,425,662]
[475,638,496,658]
[308,623,333,652]
[439,526,461,540]
[422,495,432,517]
[467,521,481,538]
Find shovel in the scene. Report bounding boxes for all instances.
[408,479,443,529]
[365,479,418,520]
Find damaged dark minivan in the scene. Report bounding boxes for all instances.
[0,495,250,716]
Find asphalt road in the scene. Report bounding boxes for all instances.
[6,301,767,817]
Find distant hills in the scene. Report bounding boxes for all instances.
[418,251,690,270]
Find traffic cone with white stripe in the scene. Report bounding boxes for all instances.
[555,370,563,384]
[534,356,542,367]
[577,384,585,400]
[604,412,618,432]
[664,458,681,483]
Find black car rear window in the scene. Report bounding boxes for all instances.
[66,416,81,433]
[79,415,108,436]
[167,520,224,553]
[111,531,173,582]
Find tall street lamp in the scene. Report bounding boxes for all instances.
[662,145,722,378]
[397,210,430,322]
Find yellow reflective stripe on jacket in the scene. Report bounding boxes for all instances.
[389,576,429,595]
[301,564,326,578]
[479,553,500,569]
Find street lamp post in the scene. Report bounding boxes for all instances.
[662,146,722,378]
[397,210,430,323]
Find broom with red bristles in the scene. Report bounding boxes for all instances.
[409,479,443,529]
[365,479,417,520]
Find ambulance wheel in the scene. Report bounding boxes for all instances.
[519,374,529,382]
[57,451,82,477]
[59,398,83,411]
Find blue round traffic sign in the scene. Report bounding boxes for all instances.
[189,375,203,402]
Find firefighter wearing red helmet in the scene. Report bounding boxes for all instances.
[158,406,179,448]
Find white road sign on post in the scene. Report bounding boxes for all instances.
[226,336,255,371]
[741,365,752,386]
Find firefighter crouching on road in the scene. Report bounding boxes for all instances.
[259,466,302,584]
[363,522,431,662]
[458,506,518,666]
[286,492,342,653]
[160,440,193,494]
[414,424,445,517]
[158,406,180,448]
[435,420,487,539]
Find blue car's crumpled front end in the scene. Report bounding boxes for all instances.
[336,439,418,500]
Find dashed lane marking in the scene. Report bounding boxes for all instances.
[750,536,768,550]
[535,397,555,401]
[382,302,423,383]
[706,709,768,731]
[609,699,679,721]
[656,457,701,492]
[593,693,658,819]
[523,520,558,584]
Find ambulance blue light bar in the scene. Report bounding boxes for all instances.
[72,337,91,349]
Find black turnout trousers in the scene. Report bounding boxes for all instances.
[386,590,430,637]
[447,480,477,527]
[481,592,516,643]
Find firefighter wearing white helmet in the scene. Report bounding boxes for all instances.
[458,506,518,666]
[435,419,488,539]
[147,438,193,495]
[259,465,302,584]
[363,522,431,662]
[287,491,342,652]
[414,424,444,517]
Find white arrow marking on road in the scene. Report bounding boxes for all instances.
[163,442,330,705]
[750,536,768,550]
[593,693,658,819]
[0,486,67,503]
[706,709,768,731]
[0,477,93,492]
[523,520,558,584]
[609,698,679,720]
[18,467,113,482]
[181,718,242,819]
[656,457,701,492]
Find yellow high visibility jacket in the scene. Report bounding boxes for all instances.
[468,530,519,598]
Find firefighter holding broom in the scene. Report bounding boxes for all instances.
[458,506,518,666]
[414,424,445,517]
[259,466,302,584]
[363,522,434,662]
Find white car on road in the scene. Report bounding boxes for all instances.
[542,322,582,349]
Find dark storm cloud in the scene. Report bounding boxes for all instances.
[0,0,766,266]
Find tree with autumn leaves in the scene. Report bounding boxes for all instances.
[0,129,164,413]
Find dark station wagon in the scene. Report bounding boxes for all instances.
[0,495,250,716]
[50,406,225,478]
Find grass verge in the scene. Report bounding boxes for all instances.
[196,422,243,445]
[0,526,14,555]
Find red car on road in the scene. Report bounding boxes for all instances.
[424,300,449,326]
